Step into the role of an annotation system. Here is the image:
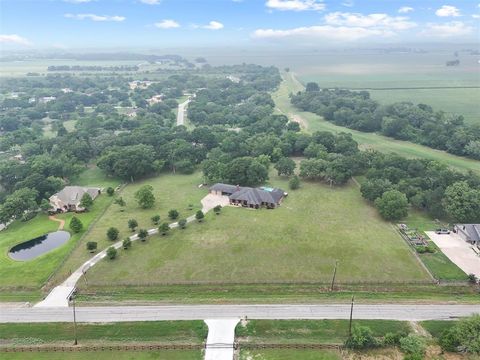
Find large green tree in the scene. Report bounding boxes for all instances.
[443,181,480,223]
[274,157,296,176]
[0,187,38,223]
[374,190,409,220]
[134,185,156,209]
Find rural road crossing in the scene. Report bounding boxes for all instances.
[177,98,190,126]
[204,319,239,360]
[2,304,478,323]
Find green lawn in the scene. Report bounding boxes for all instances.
[0,167,119,297]
[236,320,411,345]
[0,321,207,345]
[1,351,202,360]
[50,171,207,286]
[80,173,429,288]
[240,349,341,360]
[403,212,468,281]
[275,72,480,175]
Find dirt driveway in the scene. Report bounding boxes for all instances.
[426,231,480,278]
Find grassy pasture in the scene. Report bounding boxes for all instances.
[275,72,480,175]
[81,172,429,287]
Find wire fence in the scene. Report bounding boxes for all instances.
[0,343,204,353]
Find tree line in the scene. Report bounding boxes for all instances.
[291,83,480,160]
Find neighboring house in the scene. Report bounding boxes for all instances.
[147,94,164,105]
[49,186,101,213]
[209,183,286,209]
[39,96,56,104]
[454,224,480,246]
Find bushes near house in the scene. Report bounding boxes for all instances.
[159,223,170,236]
[122,238,131,250]
[69,216,83,233]
[195,210,204,222]
[178,219,187,229]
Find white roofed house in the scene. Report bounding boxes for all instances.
[49,186,101,213]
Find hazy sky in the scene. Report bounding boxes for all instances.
[1,0,479,49]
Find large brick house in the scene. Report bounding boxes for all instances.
[209,183,286,209]
[49,186,101,213]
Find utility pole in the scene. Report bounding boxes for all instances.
[348,295,355,337]
[70,290,78,345]
[330,260,338,292]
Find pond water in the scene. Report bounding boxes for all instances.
[8,231,71,261]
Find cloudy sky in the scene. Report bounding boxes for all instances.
[1,0,479,49]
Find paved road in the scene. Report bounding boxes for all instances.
[177,98,190,126]
[2,304,478,323]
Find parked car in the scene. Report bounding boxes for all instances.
[435,228,451,234]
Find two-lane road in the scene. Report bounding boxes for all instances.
[1,304,478,323]
[177,98,190,126]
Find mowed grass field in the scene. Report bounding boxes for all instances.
[81,172,429,286]
[50,171,207,286]
[274,72,480,175]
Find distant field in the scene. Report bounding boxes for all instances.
[80,172,429,287]
[294,53,479,125]
[275,72,480,175]
[0,59,142,77]
[369,88,479,125]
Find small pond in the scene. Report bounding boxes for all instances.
[8,231,71,261]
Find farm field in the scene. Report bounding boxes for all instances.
[369,88,480,125]
[274,72,480,175]
[79,172,429,288]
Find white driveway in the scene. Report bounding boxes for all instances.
[426,231,480,278]
[204,319,239,360]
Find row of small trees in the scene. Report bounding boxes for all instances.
[84,207,214,260]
